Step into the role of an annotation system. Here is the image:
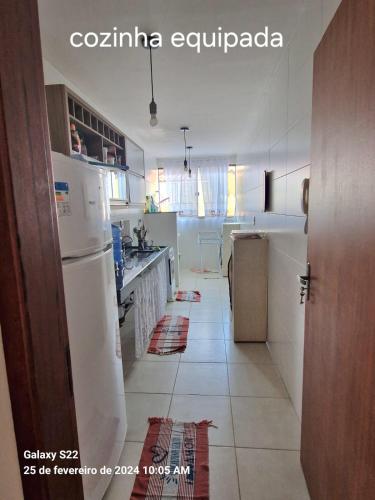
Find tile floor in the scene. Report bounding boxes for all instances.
[105,270,310,500]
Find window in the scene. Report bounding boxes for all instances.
[157,158,236,217]
[197,168,205,217]
[226,165,236,217]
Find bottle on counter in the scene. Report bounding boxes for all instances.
[150,196,158,213]
[144,196,151,213]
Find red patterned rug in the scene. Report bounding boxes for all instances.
[130,418,211,499]
[176,291,201,302]
[148,315,189,355]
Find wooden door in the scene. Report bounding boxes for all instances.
[301,0,375,499]
[0,0,84,498]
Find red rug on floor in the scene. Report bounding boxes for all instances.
[176,291,201,302]
[148,315,189,355]
[130,418,211,499]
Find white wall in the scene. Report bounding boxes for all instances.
[178,217,228,271]
[237,0,342,419]
[0,329,24,500]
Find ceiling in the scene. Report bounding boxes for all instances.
[38,0,303,159]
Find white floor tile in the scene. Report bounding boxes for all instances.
[236,448,310,500]
[190,301,221,311]
[231,397,301,450]
[109,268,306,499]
[190,308,223,322]
[222,309,232,323]
[125,393,171,442]
[228,364,288,397]
[103,442,142,500]
[169,395,234,446]
[165,302,191,317]
[223,322,233,339]
[174,362,229,395]
[210,447,240,500]
[197,296,222,305]
[188,322,224,340]
[177,279,197,288]
[124,361,178,393]
[180,339,226,363]
[225,341,273,364]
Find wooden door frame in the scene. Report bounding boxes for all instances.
[0,0,84,498]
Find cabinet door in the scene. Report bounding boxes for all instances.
[126,138,144,176]
[108,168,128,203]
[128,172,145,205]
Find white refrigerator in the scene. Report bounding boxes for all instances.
[52,152,126,500]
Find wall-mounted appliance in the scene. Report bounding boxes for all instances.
[262,170,271,212]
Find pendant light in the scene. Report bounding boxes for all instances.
[186,146,193,178]
[180,127,189,171]
[143,35,158,127]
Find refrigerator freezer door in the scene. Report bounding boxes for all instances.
[52,152,112,258]
[62,247,126,500]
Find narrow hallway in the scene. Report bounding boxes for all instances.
[105,270,309,499]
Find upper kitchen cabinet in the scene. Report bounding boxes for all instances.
[45,84,146,206]
[126,137,145,205]
[126,137,145,176]
[45,84,126,167]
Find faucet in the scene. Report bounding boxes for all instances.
[133,223,147,250]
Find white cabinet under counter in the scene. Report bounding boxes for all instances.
[144,212,180,287]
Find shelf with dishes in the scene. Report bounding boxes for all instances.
[45,84,145,206]
[45,84,127,167]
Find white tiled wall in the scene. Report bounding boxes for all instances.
[237,0,342,419]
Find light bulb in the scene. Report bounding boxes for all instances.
[150,114,158,127]
[149,99,158,127]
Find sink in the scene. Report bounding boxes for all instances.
[129,250,156,260]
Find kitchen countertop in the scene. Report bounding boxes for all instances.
[118,246,169,299]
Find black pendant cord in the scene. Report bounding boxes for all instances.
[180,126,189,170]
[187,146,193,177]
[149,46,154,101]
[183,129,187,163]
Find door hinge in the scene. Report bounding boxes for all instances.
[297,262,311,304]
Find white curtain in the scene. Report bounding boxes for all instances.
[134,258,167,358]
[158,158,198,215]
[197,158,228,217]
[157,156,232,217]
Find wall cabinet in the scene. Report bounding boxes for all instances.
[128,172,146,205]
[45,84,145,206]
[126,137,145,205]
[45,84,126,165]
[126,138,145,176]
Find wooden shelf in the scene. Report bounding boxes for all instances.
[45,84,129,166]
[45,84,146,206]
[68,115,123,150]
